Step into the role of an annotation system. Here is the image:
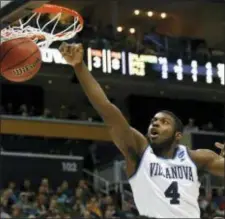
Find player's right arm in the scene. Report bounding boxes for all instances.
[59,43,148,167]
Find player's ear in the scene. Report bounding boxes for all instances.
[175,132,182,141]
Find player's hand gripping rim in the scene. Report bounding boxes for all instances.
[59,42,84,68]
[215,142,225,157]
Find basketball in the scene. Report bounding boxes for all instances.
[0,37,42,82]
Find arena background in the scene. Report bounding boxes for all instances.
[0,0,224,219]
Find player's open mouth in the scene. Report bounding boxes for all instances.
[150,130,159,138]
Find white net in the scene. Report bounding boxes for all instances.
[1,7,83,48]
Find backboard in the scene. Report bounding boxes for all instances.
[0,0,49,30]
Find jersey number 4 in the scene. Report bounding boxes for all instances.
[164,181,180,204]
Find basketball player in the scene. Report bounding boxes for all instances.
[59,43,224,218]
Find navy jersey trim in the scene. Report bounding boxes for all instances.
[186,147,202,184]
[128,145,149,180]
[186,147,198,169]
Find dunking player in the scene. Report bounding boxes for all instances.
[59,43,225,218]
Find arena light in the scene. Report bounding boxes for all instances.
[160,12,167,19]
[134,9,140,15]
[129,28,136,34]
[147,11,154,17]
[117,26,123,32]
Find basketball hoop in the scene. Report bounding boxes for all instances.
[0,4,84,48]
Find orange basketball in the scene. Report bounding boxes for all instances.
[0,37,42,82]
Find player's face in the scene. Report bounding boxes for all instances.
[147,112,178,148]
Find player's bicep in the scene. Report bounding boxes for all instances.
[190,149,224,177]
[206,155,224,177]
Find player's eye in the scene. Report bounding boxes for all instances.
[162,119,169,124]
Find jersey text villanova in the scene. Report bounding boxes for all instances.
[149,162,194,181]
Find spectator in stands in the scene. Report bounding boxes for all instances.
[184,118,199,132]
[35,193,47,216]
[18,104,29,117]
[41,108,54,118]
[104,204,117,218]
[40,178,52,197]
[72,199,85,217]
[57,180,71,204]
[11,204,22,218]
[7,182,16,193]
[0,207,11,219]
[101,195,114,212]
[29,106,37,117]
[202,121,215,132]
[20,179,32,193]
[59,105,68,119]
[199,189,210,216]
[82,209,92,218]
[119,201,137,218]
[1,177,223,219]
[86,195,102,218]
[17,192,32,214]
[77,180,91,201]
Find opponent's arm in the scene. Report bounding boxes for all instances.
[189,142,224,177]
[59,43,147,159]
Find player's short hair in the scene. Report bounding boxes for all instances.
[159,110,184,133]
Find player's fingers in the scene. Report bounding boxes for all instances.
[64,45,72,56]
[73,43,81,52]
[73,43,82,48]
[59,42,68,53]
[71,44,78,54]
[215,142,224,149]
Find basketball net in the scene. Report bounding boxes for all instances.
[0,4,84,48]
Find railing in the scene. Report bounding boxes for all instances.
[119,181,137,209]
[83,168,111,195]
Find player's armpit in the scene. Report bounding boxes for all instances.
[189,149,224,177]
[105,104,148,158]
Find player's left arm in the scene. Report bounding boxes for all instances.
[189,142,224,177]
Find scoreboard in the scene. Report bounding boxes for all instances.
[87,48,224,87]
[40,47,224,88]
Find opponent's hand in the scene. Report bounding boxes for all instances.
[59,42,84,68]
[215,142,224,157]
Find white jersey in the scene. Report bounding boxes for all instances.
[129,145,201,218]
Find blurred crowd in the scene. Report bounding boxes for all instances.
[199,188,225,219]
[0,102,222,133]
[0,102,101,122]
[1,178,224,219]
[1,178,137,219]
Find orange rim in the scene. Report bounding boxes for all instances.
[34,4,84,30]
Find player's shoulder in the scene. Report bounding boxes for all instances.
[189,148,216,158]
[188,148,217,169]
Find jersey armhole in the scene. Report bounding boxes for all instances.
[186,148,198,169]
[186,148,203,184]
[128,146,149,180]
[186,148,207,173]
